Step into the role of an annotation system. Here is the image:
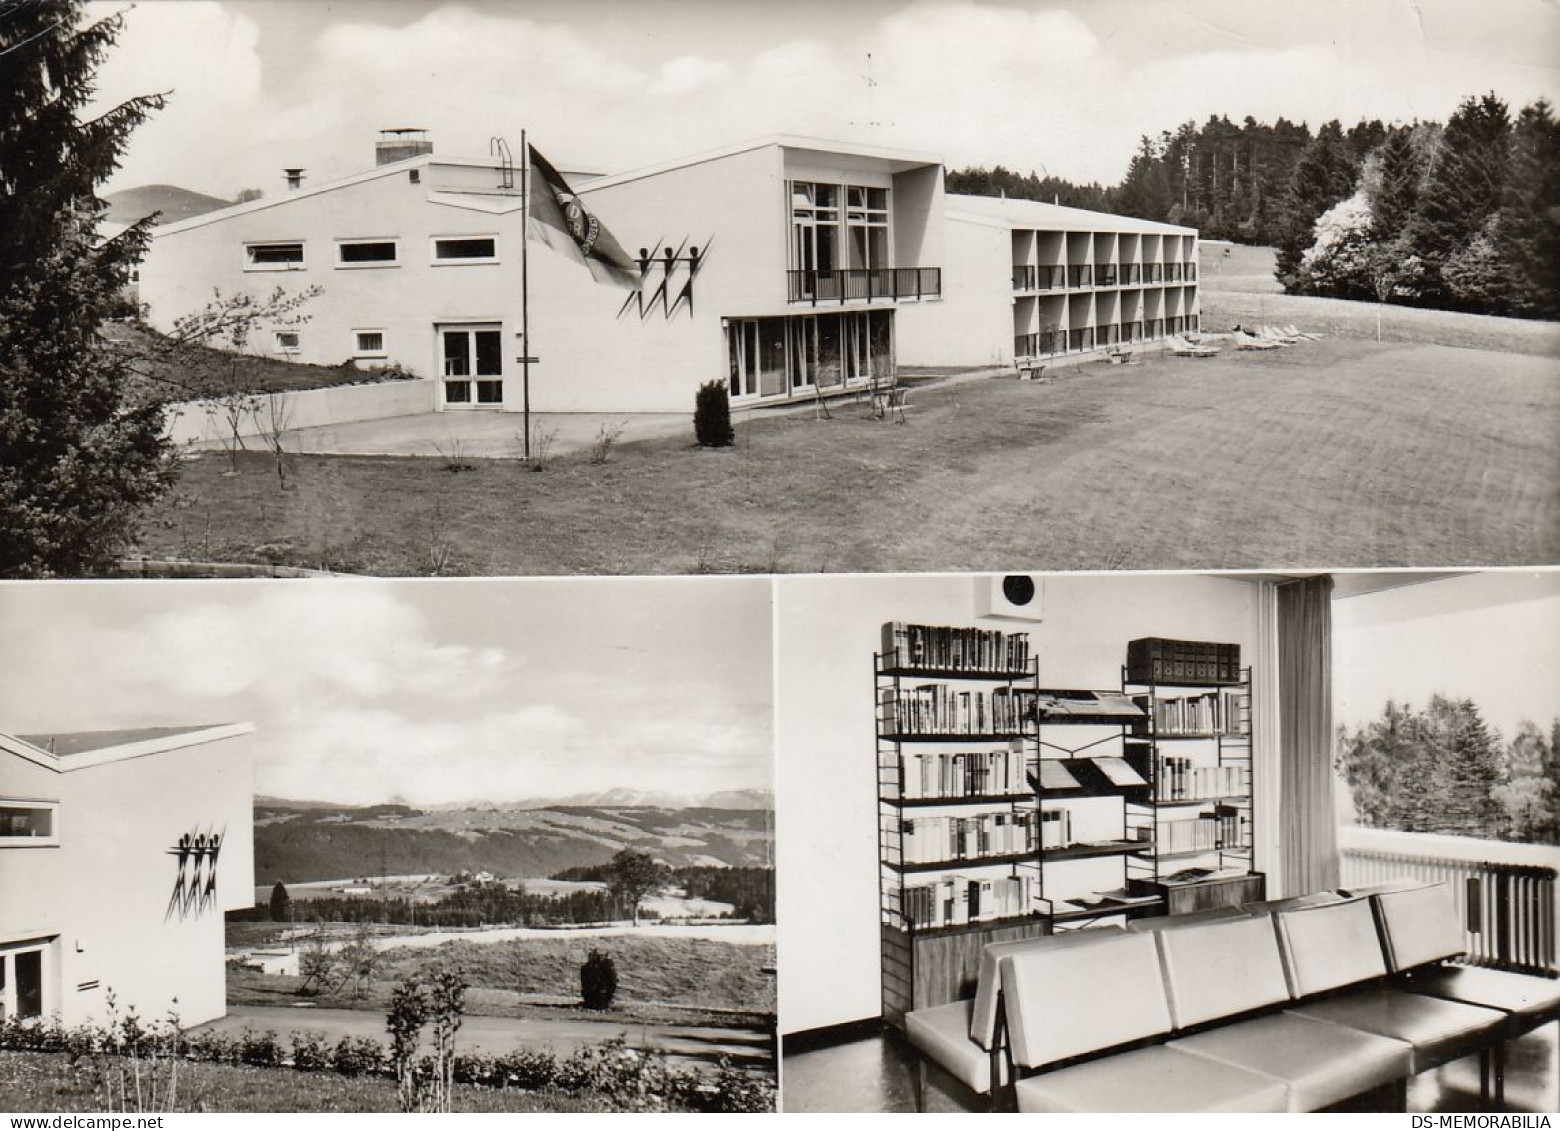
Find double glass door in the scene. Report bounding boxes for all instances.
[440,325,503,407]
[0,943,46,1021]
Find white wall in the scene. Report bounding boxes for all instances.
[165,379,436,446]
[775,572,1266,1035]
[896,217,1010,369]
[0,732,254,1027]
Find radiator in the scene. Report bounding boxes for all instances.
[1339,847,1558,977]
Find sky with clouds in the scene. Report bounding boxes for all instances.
[0,578,773,806]
[90,0,1560,199]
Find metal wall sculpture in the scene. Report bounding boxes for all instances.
[165,826,223,922]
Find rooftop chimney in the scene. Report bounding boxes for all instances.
[284,168,305,191]
[377,127,433,166]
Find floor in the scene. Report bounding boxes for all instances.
[780,1021,1559,1113]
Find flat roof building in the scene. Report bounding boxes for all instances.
[0,724,254,1028]
[137,133,1197,417]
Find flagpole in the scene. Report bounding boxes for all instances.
[520,128,531,460]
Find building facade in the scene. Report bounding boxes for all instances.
[138,133,1196,416]
[0,725,254,1028]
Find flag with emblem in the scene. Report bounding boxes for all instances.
[527,145,639,289]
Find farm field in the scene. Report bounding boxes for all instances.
[136,332,1560,573]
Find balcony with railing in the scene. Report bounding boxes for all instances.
[787,267,941,306]
[1097,265,1119,287]
[1012,265,1064,293]
[1065,265,1093,290]
[1339,826,1558,976]
[1121,263,1142,286]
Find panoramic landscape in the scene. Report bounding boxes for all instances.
[0,578,777,1112]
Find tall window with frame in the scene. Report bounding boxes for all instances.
[791,182,840,300]
[846,186,890,274]
[0,942,48,1021]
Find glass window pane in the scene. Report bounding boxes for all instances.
[758,319,787,397]
[444,381,472,404]
[474,331,502,376]
[0,806,51,838]
[816,315,843,387]
[340,242,396,263]
[435,238,496,260]
[476,380,503,404]
[249,243,303,265]
[15,951,41,1019]
[443,332,470,376]
[355,332,384,353]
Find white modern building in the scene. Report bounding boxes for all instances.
[138,131,1198,416]
[0,725,255,1028]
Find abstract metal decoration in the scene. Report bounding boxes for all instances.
[617,237,713,321]
[165,825,224,922]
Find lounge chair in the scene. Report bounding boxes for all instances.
[1261,325,1303,344]
[1167,334,1219,357]
[1231,330,1282,351]
[1283,324,1323,340]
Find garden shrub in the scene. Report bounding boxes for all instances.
[238,1028,285,1068]
[288,1031,332,1072]
[579,949,617,1011]
[693,381,734,448]
[330,1035,384,1077]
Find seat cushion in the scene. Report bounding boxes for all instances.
[1014,1044,1287,1113]
[1370,883,1465,971]
[1169,1011,1411,1112]
[969,927,1122,1050]
[1289,988,1507,1074]
[999,931,1172,1070]
[1406,966,1560,1027]
[1157,913,1292,1028]
[1273,896,1387,996]
[905,998,993,1094]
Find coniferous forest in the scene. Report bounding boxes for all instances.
[948,92,1560,319]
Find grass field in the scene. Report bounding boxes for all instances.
[0,1049,637,1113]
[137,331,1560,572]
[228,934,776,1024]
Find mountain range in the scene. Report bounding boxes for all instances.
[253,798,774,886]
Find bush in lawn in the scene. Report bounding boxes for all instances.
[238,1028,285,1069]
[693,381,734,448]
[491,1047,558,1091]
[183,1029,241,1066]
[330,1035,385,1078]
[289,1031,333,1072]
[579,949,617,1011]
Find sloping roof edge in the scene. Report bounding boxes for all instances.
[1,722,256,774]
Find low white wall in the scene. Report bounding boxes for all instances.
[165,379,435,446]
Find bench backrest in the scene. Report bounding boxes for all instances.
[999,930,1171,1070]
[1125,905,1246,933]
[1272,895,1386,997]
[969,926,1123,1050]
[1155,911,1292,1028]
[1368,881,1465,972]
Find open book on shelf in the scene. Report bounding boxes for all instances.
[1033,690,1146,721]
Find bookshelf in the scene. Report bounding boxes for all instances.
[1120,638,1265,913]
[876,622,1045,1027]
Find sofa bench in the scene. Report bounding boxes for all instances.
[902,879,1552,1112]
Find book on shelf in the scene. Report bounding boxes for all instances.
[896,872,1035,929]
[1155,805,1248,854]
[899,810,1038,863]
[1039,805,1072,849]
[1139,690,1247,736]
[1092,756,1149,788]
[1034,690,1146,720]
[880,622,1031,674]
[895,746,1028,800]
[881,684,1029,736]
[1155,757,1248,801]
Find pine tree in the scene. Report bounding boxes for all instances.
[0,2,173,576]
[1410,93,1512,307]
[1275,122,1358,288]
[1494,99,1560,318]
[269,880,293,922]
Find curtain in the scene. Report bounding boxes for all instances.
[1277,575,1339,895]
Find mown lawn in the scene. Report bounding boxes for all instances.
[134,332,1560,573]
[0,1050,620,1113]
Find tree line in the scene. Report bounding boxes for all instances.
[1336,696,1559,844]
[949,92,1559,319]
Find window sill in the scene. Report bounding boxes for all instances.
[335,262,400,270]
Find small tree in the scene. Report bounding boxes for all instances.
[694,380,734,448]
[608,848,665,926]
[268,881,292,922]
[580,948,618,1010]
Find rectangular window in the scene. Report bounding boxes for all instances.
[0,802,58,846]
[433,237,498,263]
[354,330,385,355]
[245,242,304,270]
[275,331,301,353]
[338,240,398,266]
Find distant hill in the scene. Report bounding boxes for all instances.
[253,799,773,885]
[102,184,232,226]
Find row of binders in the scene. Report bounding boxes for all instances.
[881,622,1031,675]
[1144,690,1246,735]
[1157,758,1249,801]
[1152,805,1247,854]
[881,685,1030,736]
[897,873,1035,929]
[898,811,1038,863]
[894,747,1029,800]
